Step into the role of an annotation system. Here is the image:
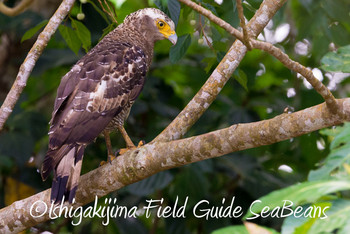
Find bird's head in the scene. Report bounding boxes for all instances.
[124,8,178,45]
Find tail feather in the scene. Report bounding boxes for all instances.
[41,145,70,181]
[52,175,69,203]
[67,146,84,203]
[43,145,85,204]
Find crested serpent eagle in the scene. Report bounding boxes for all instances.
[41,8,177,203]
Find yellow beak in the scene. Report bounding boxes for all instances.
[167,33,178,45]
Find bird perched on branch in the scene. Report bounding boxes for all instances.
[41,8,177,204]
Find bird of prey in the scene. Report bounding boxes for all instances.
[41,8,177,203]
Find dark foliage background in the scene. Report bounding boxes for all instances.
[0,0,350,233]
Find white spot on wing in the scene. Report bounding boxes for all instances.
[128,64,133,73]
[86,80,108,112]
[72,64,82,72]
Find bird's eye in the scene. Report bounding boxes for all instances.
[158,21,165,28]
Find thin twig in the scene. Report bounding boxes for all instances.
[198,14,215,52]
[0,0,76,131]
[0,0,34,16]
[236,0,252,50]
[251,40,339,113]
[104,0,118,23]
[97,0,118,24]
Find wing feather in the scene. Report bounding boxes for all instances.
[44,42,148,178]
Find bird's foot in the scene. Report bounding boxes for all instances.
[99,154,117,167]
[118,140,145,155]
[138,140,145,147]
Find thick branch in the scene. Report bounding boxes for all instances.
[1,98,349,233]
[0,0,76,131]
[154,0,287,142]
[0,0,33,16]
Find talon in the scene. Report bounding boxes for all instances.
[118,147,133,155]
[108,154,116,164]
[118,141,145,155]
[115,149,120,157]
[138,140,145,147]
[100,154,117,166]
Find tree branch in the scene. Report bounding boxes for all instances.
[0,0,76,131]
[1,98,349,232]
[236,0,251,50]
[251,40,339,114]
[153,0,288,142]
[0,0,34,16]
[177,0,339,115]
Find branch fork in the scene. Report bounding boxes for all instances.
[177,0,341,121]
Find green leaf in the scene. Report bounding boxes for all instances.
[233,69,248,91]
[21,20,48,42]
[165,218,191,234]
[213,224,279,234]
[253,72,283,90]
[71,19,91,52]
[0,155,14,168]
[0,132,34,165]
[125,171,173,196]
[168,0,180,27]
[281,202,331,234]
[244,180,350,219]
[154,0,169,16]
[281,208,309,234]
[242,1,257,13]
[204,4,217,15]
[339,223,350,234]
[8,111,47,140]
[213,41,227,52]
[113,215,147,234]
[169,34,191,63]
[308,199,350,234]
[321,45,350,72]
[197,0,218,15]
[212,225,249,234]
[308,123,350,181]
[319,127,341,139]
[321,0,350,23]
[170,165,209,208]
[100,23,118,41]
[58,24,81,55]
[109,0,126,8]
[329,122,350,150]
[86,0,111,24]
[231,0,237,13]
[202,57,217,73]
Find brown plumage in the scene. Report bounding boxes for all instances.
[41,8,177,203]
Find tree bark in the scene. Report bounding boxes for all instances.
[0,98,349,233]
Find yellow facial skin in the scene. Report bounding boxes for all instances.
[156,19,177,45]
